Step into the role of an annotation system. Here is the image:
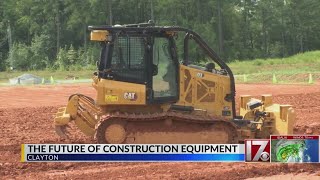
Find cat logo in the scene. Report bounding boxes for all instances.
[124,92,137,101]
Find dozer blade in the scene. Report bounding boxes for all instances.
[55,125,70,139]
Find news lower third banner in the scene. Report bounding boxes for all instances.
[21,144,244,162]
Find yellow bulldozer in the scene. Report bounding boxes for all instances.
[54,21,295,144]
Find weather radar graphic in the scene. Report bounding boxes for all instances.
[271,136,319,163]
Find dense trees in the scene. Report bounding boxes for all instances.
[0,0,320,71]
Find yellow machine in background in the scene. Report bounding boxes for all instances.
[54,22,295,144]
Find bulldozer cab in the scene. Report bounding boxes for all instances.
[89,23,236,116]
[96,30,180,104]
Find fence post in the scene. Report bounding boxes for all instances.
[272,74,277,84]
[50,76,55,84]
[308,73,313,84]
[243,74,247,83]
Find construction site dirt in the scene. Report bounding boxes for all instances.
[0,83,320,179]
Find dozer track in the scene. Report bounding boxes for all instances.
[95,112,239,144]
[54,94,240,144]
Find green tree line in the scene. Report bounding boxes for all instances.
[0,0,320,71]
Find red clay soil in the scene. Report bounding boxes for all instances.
[0,83,320,179]
[0,84,95,108]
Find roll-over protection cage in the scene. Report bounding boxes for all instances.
[88,23,236,118]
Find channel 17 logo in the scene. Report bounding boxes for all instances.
[245,139,270,162]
